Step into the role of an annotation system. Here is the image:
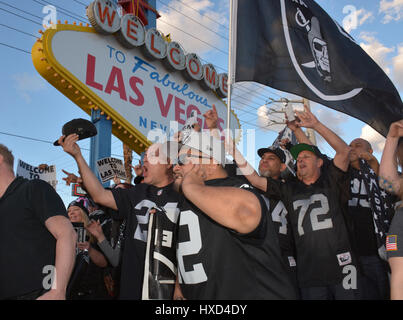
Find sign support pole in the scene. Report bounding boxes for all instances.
[146,0,157,29]
[89,109,112,188]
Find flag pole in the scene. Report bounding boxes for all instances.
[226,0,236,142]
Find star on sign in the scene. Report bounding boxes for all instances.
[380,190,387,198]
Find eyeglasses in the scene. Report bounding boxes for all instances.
[176,154,212,166]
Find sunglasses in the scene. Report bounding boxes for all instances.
[176,154,212,166]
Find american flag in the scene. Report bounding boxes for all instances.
[386,235,398,251]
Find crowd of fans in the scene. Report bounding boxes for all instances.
[2,106,403,300]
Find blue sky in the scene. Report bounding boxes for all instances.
[0,0,402,206]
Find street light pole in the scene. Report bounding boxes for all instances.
[266,97,317,146]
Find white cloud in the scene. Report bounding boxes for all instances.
[359,33,395,74]
[358,9,374,26]
[309,104,350,152]
[314,105,349,137]
[256,104,285,132]
[379,0,403,23]
[343,8,374,33]
[392,44,403,90]
[360,124,386,153]
[156,0,227,55]
[359,34,403,90]
[12,73,46,103]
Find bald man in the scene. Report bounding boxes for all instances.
[349,138,379,174]
[347,138,392,300]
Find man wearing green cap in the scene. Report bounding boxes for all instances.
[229,105,358,300]
[269,107,358,300]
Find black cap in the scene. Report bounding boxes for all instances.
[68,198,90,216]
[290,143,322,159]
[257,146,286,163]
[54,118,97,146]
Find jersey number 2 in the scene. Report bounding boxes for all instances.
[177,210,208,284]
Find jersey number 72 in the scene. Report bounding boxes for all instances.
[293,194,332,236]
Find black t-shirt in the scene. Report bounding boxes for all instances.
[264,195,297,266]
[347,167,378,256]
[111,182,180,300]
[265,162,355,288]
[177,176,298,300]
[0,177,67,299]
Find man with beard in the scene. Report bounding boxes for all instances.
[348,138,393,299]
[58,134,180,300]
[229,143,298,287]
[228,106,359,300]
[172,131,298,299]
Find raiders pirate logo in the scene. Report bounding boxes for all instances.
[280,0,363,101]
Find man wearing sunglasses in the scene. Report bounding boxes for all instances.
[172,131,298,299]
[58,135,180,300]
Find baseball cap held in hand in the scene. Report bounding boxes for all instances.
[54,118,97,146]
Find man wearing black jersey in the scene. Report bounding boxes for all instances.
[173,131,298,299]
[58,135,180,300]
[236,145,298,287]
[228,106,358,300]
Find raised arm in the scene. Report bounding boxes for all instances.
[296,106,351,171]
[204,107,267,191]
[286,118,312,145]
[86,220,121,267]
[58,134,117,210]
[181,165,262,234]
[379,120,403,193]
[203,104,223,140]
[225,135,267,192]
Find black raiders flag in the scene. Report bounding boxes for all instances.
[142,205,179,300]
[233,0,403,137]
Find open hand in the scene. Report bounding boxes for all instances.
[295,105,319,129]
[182,164,206,189]
[86,220,105,242]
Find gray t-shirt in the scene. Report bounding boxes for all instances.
[387,207,403,258]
